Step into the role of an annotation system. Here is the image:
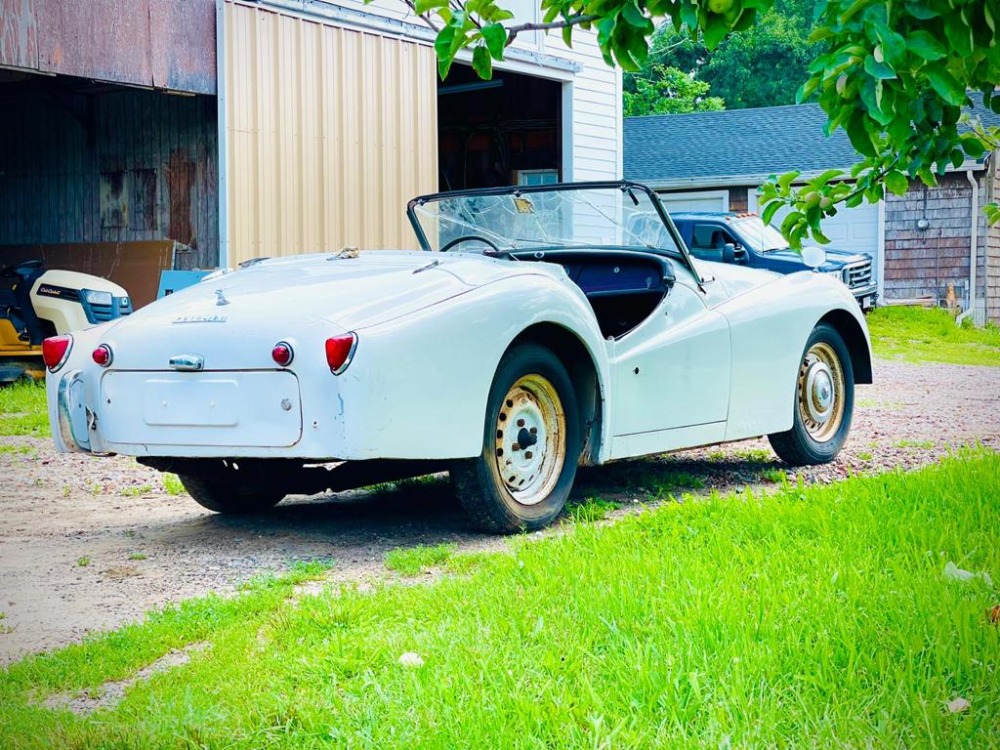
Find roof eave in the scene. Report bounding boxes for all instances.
[635,158,987,191]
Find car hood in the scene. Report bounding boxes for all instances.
[125,251,523,331]
[762,246,871,272]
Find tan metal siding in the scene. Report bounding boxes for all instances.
[225,1,438,266]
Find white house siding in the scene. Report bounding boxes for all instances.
[315,0,622,182]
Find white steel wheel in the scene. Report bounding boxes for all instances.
[492,374,566,507]
[452,344,581,534]
[769,323,855,466]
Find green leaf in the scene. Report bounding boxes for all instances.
[863,55,896,80]
[811,225,832,245]
[777,170,801,191]
[420,0,447,11]
[884,170,909,195]
[838,0,871,24]
[810,169,845,189]
[780,210,805,239]
[961,136,986,159]
[859,77,893,125]
[702,15,729,49]
[943,13,973,57]
[481,23,507,60]
[434,25,457,79]
[562,24,573,48]
[471,45,492,79]
[761,198,782,226]
[905,1,940,20]
[845,110,877,157]
[414,0,449,12]
[875,24,907,67]
[796,76,821,104]
[622,0,648,29]
[905,30,947,62]
[924,68,967,107]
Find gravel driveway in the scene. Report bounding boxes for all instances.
[1,358,998,664]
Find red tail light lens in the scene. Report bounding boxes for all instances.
[42,335,73,372]
[271,341,294,367]
[92,344,113,367]
[325,333,357,375]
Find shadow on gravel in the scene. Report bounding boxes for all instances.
[150,452,792,546]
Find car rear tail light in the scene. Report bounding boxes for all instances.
[42,335,73,372]
[271,341,294,367]
[92,344,113,367]
[325,333,357,375]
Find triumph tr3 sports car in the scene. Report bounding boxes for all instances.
[45,182,872,533]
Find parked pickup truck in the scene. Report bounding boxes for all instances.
[670,212,878,311]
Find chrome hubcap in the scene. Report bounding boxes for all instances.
[493,374,565,506]
[804,361,834,423]
[797,342,845,443]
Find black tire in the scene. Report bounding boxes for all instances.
[451,344,581,533]
[768,323,854,466]
[177,472,286,515]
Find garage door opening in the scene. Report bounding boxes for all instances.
[437,65,562,191]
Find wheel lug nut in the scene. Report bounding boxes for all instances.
[525,451,533,459]
[530,427,537,435]
[512,443,520,451]
[517,418,525,427]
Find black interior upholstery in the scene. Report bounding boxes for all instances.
[513,249,674,338]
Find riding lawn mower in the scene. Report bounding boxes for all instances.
[0,259,132,383]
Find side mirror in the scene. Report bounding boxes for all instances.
[802,246,826,270]
[722,242,737,263]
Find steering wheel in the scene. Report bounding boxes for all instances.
[0,259,44,278]
[439,234,502,253]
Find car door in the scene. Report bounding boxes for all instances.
[609,269,731,454]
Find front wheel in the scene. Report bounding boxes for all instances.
[768,323,854,466]
[177,470,286,515]
[451,344,581,533]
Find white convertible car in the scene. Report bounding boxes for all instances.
[45,182,871,532]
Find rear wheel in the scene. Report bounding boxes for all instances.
[768,323,854,466]
[452,344,581,533]
[177,471,286,515]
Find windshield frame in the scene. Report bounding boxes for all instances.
[405,180,704,287]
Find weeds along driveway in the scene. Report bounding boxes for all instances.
[1,357,998,664]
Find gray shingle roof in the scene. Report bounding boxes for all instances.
[623,102,1000,186]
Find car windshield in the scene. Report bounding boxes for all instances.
[408,184,682,255]
[732,215,790,253]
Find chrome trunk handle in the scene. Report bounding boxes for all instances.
[169,354,205,371]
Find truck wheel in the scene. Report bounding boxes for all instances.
[452,344,581,533]
[177,472,286,515]
[768,323,854,466]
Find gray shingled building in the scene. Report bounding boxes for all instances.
[625,103,1000,324]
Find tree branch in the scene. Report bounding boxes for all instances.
[506,13,601,46]
[402,0,439,32]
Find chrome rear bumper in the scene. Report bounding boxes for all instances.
[57,370,93,453]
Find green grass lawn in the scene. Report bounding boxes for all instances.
[0,379,48,437]
[2,451,997,748]
[868,306,1000,366]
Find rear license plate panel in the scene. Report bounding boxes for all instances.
[100,371,302,447]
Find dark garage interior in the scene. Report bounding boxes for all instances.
[437,65,562,191]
